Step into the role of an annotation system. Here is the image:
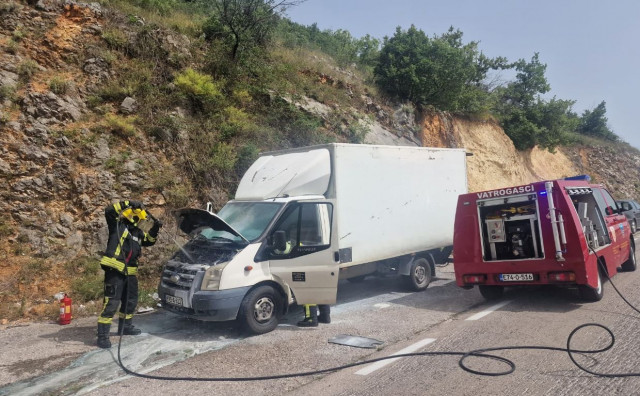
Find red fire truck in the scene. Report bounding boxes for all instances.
[453,176,636,301]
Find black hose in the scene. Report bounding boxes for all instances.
[111,238,640,381]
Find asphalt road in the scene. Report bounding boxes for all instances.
[2,239,640,396]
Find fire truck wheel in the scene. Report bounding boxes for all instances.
[404,258,433,291]
[239,285,281,335]
[621,243,637,272]
[478,285,504,300]
[579,270,603,301]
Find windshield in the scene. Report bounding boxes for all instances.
[195,202,283,243]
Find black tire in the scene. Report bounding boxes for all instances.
[579,269,604,301]
[404,258,433,291]
[632,220,637,234]
[621,242,637,272]
[238,285,281,335]
[478,285,504,300]
[346,275,367,283]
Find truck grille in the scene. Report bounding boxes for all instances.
[162,263,201,290]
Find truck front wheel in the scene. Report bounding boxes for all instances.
[239,285,281,335]
[478,285,504,300]
[621,243,637,272]
[404,258,433,291]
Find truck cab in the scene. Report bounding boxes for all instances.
[158,148,340,334]
[453,176,636,301]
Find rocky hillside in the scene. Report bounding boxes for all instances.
[1,1,640,322]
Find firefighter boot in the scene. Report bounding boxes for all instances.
[297,304,318,327]
[97,323,112,349]
[318,305,331,324]
[118,319,142,335]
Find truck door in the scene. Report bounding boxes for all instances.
[267,202,339,305]
[593,187,628,264]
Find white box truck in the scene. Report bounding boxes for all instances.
[158,143,468,334]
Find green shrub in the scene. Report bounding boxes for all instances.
[174,68,224,112]
[0,219,13,238]
[164,183,192,207]
[0,1,19,14]
[5,39,18,54]
[220,106,253,140]
[11,29,25,41]
[68,257,103,303]
[0,85,16,102]
[207,142,237,173]
[103,114,138,138]
[102,29,129,52]
[49,76,70,95]
[17,60,39,82]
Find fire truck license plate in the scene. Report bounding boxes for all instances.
[165,295,183,306]
[499,273,534,282]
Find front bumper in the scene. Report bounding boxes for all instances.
[158,284,251,321]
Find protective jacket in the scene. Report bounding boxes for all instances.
[99,201,159,275]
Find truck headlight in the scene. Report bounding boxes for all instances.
[201,262,229,291]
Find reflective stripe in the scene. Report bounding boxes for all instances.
[101,256,137,274]
[118,312,134,320]
[101,256,126,272]
[304,304,317,317]
[114,202,122,213]
[114,228,129,257]
[145,233,156,243]
[98,297,113,324]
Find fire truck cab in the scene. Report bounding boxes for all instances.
[453,176,636,301]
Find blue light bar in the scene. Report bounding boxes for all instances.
[564,175,591,181]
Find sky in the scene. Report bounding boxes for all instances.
[285,0,640,149]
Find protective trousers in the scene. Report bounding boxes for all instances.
[98,268,138,325]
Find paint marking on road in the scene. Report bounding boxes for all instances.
[373,303,391,309]
[355,338,436,376]
[465,300,512,321]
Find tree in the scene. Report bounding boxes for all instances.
[577,101,618,141]
[203,0,306,60]
[374,26,509,112]
[493,53,574,151]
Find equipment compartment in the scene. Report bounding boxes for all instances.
[478,194,544,261]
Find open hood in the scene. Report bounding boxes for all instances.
[173,208,249,243]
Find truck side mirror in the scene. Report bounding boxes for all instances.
[273,230,287,252]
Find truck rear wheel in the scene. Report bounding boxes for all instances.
[478,285,504,300]
[621,243,637,272]
[239,285,281,335]
[578,270,604,301]
[404,258,432,291]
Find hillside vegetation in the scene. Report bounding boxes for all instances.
[0,0,639,323]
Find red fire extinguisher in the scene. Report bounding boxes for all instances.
[59,294,72,325]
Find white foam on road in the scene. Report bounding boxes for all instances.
[0,325,240,396]
[355,338,437,376]
[465,300,512,321]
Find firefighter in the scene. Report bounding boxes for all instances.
[96,200,162,349]
[297,304,331,327]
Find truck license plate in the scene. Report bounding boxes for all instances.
[165,295,183,306]
[499,273,534,282]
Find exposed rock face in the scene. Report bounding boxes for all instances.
[417,110,640,196]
